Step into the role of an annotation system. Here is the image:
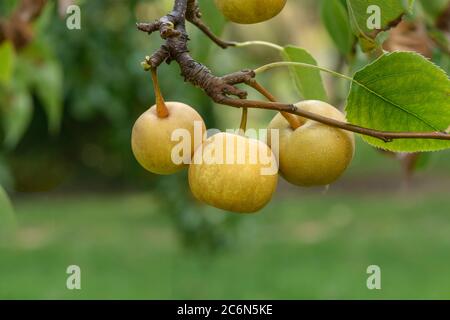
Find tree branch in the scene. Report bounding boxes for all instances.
[138,0,251,101]
[185,0,236,49]
[0,0,47,49]
[218,97,450,143]
[137,0,450,144]
[246,80,302,129]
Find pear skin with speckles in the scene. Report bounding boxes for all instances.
[267,100,355,187]
[132,102,205,175]
[189,132,278,213]
[214,0,287,24]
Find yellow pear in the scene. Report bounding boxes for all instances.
[267,100,355,187]
[189,132,278,213]
[214,0,287,24]
[132,102,205,175]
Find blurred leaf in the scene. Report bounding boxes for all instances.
[33,60,64,134]
[321,0,354,55]
[0,155,14,190]
[282,46,328,101]
[429,28,450,59]
[192,0,227,62]
[346,0,414,52]
[433,48,450,74]
[19,41,63,134]
[35,0,55,36]
[414,152,434,171]
[21,39,53,62]
[2,89,33,149]
[0,0,19,17]
[198,0,227,35]
[346,52,450,152]
[420,0,449,18]
[0,184,15,236]
[0,41,15,85]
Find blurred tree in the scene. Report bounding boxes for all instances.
[0,0,241,251]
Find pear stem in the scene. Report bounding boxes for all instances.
[233,40,283,52]
[150,68,169,118]
[254,61,354,82]
[239,107,248,134]
[246,80,302,129]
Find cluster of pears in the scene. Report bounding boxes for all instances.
[214,0,287,24]
[132,70,354,214]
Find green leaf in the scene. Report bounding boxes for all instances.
[2,89,33,149]
[320,0,354,55]
[420,0,449,18]
[33,60,64,134]
[346,0,414,51]
[0,41,15,85]
[281,46,328,101]
[0,184,15,236]
[346,52,450,152]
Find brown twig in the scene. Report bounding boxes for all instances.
[246,80,302,129]
[138,0,251,102]
[185,0,236,49]
[0,0,47,49]
[137,0,450,144]
[218,97,450,143]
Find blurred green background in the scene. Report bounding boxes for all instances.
[0,0,450,299]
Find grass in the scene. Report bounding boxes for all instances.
[1,187,450,299]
